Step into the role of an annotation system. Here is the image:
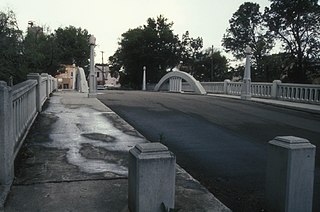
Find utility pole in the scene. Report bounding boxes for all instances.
[101,51,105,85]
[211,45,214,81]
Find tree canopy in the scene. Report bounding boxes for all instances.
[110,15,181,89]
[223,0,320,83]
[265,0,320,82]
[222,2,273,81]
[0,10,24,84]
[0,9,91,84]
[110,15,229,88]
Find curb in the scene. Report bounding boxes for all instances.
[0,184,11,209]
[208,94,320,115]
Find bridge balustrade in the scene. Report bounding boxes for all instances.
[226,82,242,95]
[200,80,320,105]
[0,73,56,187]
[251,83,272,98]
[277,83,320,104]
[201,82,224,93]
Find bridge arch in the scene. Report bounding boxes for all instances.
[154,70,206,95]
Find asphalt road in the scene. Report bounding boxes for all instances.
[98,91,320,212]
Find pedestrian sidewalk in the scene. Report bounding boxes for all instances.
[208,94,320,115]
[2,91,230,212]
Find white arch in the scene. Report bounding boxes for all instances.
[154,70,207,95]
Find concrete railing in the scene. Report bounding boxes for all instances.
[201,82,225,94]
[11,80,38,158]
[0,73,56,188]
[251,82,272,98]
[277,83,320,104]
[226,81,242,96]
[202,80,320,105]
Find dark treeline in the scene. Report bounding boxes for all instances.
[0,9,90,85]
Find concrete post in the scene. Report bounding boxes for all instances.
[266,136,316,212]
[271,80,281,99]
[41,73,50,98]
[0,81,14,186]
[241,46,252,100]
[48,75,52,93]
[223,79,230,94]
[27,73,42,112]
[142,66,146,91]
[88,35,97,98]
[128,143,176,212]
[169,78,174,92]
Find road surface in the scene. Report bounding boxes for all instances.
[98,91,320,211]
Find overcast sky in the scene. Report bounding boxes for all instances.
[2,0,270,63]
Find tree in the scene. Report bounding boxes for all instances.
[0,8,92,84]
[23,25,58,76]
[22,25,91,77]
[0,10,24,84]
[54,26,91,70]
[265,0,320,82]
[222,2,273,81]
[260,53,294,82]
[110,15,181,89]
[180,31,203,76]
[182,47,228,82]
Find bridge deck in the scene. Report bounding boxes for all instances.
[3,91,230,212]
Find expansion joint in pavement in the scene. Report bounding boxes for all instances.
[13,177,128,186]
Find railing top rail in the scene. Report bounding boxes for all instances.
[252,82,273,86]
[12,80,37,100]
[201,82,224,85]
[279,83,320,88]
[228,81,242,84]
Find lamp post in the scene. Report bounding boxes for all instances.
[241,46,252,100]
[88,35,96,98]
[211,45,214,81]
[142,66,146,91]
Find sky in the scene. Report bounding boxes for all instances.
[2,0,270,64]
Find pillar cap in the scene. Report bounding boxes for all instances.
[269,136,315,149]
[275,136,309,144]
[136,142,168,153]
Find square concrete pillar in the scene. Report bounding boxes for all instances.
[27,73,42,112]
[128,143,176,212]
[266,136,316,212]
[41,73,50,98]
[271,80,281,99]
[223,79,230,94]
[0,81,14,186]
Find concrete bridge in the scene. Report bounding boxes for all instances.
[0,79,230,211]
[0,75,319,211]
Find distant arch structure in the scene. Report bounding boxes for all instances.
[154,69,206,95]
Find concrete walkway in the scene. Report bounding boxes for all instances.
[2,91,230,212]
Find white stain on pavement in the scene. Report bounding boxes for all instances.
[39,96,146,176]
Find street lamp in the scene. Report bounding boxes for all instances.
[211,45,214,81]
[241,46,252,100]
[88,35,96,98]
[142,66,146,91]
